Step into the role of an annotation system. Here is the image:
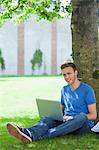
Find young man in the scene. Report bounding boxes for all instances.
[7,63,97,144]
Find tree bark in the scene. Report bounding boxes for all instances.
[71,0,99,120]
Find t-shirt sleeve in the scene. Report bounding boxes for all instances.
[85,86,96,105]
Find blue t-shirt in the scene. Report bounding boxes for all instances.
[61,82,96,128]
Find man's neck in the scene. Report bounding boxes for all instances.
[70,79,80,90]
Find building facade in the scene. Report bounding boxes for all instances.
[0,16,72,75]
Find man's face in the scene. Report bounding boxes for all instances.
[62,67,77,85]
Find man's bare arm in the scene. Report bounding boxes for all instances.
[60,104,64,113]
[87,103,97,120]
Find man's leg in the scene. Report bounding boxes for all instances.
[7,117,62,142]
[7,113,90,142]
[42,113,90,139]
[73,119,91,135]
[27,117,62,140]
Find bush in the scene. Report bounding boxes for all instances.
[30,49,43,71]
[0,48,5,70]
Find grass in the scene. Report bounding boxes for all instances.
[0,117,99,150]
[1,117,99,150]
[0,76,65,117]
[0,76,99,150]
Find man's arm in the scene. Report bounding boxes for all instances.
[87,103,97,120]
[60,104,73,121]
[60,104,64,113]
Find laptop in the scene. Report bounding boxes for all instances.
[36,98,63,121]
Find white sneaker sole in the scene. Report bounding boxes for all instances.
[7,123,32,144]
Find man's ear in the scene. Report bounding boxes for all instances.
[75,70,78,76]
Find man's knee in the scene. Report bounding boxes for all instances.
[80,113,88,119]
[40,117,47,122]
[40,117,53,125]
[74,113,88,123]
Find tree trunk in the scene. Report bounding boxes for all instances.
[71,0,99,120]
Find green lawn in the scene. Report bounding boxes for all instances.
[0,76,65,117]
[0,76,99,150]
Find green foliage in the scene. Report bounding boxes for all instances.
[93,70,99,79]
[0,0,72,27]
[0,48,5,70]
[30,49,43,71]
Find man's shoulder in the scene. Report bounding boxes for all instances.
[81,82,93,89]
[61,84,69,91]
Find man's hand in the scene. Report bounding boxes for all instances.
[63,116,73,121]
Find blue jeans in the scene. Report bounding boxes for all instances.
[27,113,90,141]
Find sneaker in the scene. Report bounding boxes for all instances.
[91,122,99,133]
[6,123,32,144]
